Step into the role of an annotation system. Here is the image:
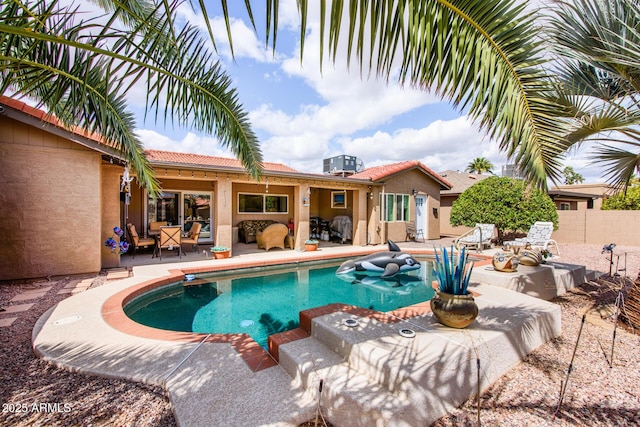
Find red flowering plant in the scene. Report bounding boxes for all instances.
[105,226,129,254]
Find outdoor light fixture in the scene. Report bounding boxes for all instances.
[412,189,418,196]
[265,177,269,193]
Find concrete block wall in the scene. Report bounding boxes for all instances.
[0,117,103,280]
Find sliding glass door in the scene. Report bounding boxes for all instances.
[147,191,214,242]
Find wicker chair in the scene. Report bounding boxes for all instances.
[156,226,182,259]
[181,222,202,252]
[126,223,156,258]
[256,223,289,251]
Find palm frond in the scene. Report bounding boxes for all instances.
[282,0,568,189]
[1,0,264,193]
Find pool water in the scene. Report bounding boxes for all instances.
[124,260,436,348]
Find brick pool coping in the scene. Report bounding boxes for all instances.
[101,249,493,372]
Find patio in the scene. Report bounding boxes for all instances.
[30,239,588,426]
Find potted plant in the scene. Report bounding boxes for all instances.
[430,246,478,328]
[210,246,230,259]
[304,239,319,252]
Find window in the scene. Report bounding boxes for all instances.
[587,199,594,209]
[238,193,288,214]
[379,193,410,222]
[559,202,570,211]
[396,194,410,221]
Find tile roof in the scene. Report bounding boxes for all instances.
[438,170,490,195]
[351,160,452,189]
[145,150,299,173]
[0,95,106,145]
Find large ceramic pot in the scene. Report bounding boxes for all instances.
[518,247,543,266]
[492,251,519,272]
[430,291,479,329]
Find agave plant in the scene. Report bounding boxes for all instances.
[433,246,474,295]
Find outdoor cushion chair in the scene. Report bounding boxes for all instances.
[126,223,156,258]
[454,223,496,252]
[256,223,289,251]
[155,225,182,260]
[149,221,168,231]
[181,222,202,252]
[405,221,425,242]
[506,221,560,256]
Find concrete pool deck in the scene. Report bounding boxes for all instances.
[32,243,582,426]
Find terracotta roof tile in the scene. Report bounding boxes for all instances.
[0,95,106,145]
[145,150,299,173]
[351,160,452,189]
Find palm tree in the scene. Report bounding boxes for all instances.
[466,157,495,174]
[0,0,263,194]
[254,0,566,189]
[548,0,640,189]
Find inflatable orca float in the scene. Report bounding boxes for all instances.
[335,272,423,294]
[336,240,420,278]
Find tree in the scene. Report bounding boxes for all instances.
[266,0,566,189]
[602,178,640,210]
[0,0,263,194]
[548,0,640,191]
[466,158,495,174]
[562,166,585,185]
[450,176,559,240]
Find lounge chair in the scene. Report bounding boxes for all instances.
[454,223,495,252]
[506,221,560,256]
[155,225,182,260]
[126,223,156,258]
[256,223,289,251]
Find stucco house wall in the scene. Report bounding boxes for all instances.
[0,115,105,280]
[376,168,442,242]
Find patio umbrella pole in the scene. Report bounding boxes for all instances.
[555,313,587,416]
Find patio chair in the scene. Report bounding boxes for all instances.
[149,221,167,232]
[506,221,560,256]
[256,223,289,251]
[454,223,495,252]
[156,225,182,260]
[126,223,156,258]
[405,221,425,242]
[181,222,202,252]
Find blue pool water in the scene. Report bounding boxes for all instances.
[124,260,436,348]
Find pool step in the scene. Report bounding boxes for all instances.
[277,335,416,426]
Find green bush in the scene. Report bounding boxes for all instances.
[602,183,640,210]
[450,176,558,240]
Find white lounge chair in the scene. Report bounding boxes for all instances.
[454,223,495,252]
[507,221,560,256]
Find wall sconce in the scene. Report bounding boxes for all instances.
[412,189,418,196]
[433,207,439,218]
[265,177,269,193]
[369,192,374,200]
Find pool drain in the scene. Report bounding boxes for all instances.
[53,315,83,326]
[399,328,416,338]
[239,319,254,327]
[343,318,360,328]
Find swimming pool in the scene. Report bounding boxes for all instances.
[124,260,436,348]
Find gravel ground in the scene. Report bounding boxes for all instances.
[0,243,638,426]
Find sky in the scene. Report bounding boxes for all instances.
[130,0,602,183]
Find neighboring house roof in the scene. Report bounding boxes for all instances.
[351,160,453,189]
[547,189,601,200]
[551,183,614,197]
[438,170,491,195]
[145,150,299,174]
